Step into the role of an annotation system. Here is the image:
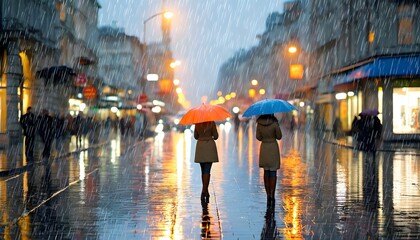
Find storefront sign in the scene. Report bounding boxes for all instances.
[75,73,87,85]
[83,85,97,100]
[289,64,304,80]
[159,79,172,94]
[137,94,148,103]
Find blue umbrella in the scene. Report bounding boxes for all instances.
[243,99,297,117]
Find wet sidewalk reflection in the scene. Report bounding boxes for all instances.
[1,125,419,239]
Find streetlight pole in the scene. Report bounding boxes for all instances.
[141,11,173,95]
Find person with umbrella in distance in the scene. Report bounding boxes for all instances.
[179,103,231,203]
[243,99,296,207]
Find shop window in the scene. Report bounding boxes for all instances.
[393,87,420,134]
[398,17,414,45]
[56,1,66,22]
[0,49,7,133]
[398,4,415,45]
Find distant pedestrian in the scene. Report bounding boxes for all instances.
[53,113,66,152]
[37,109,55,159]
[333,117,342,139]
[356,115,382,152]
[104,117,112,138]
[194,121,219,203]
[73,112,85,148]
[233,113,240,131]
[20,107,36,161]
[351,116,359,137]
[119,117,126,136]
[290,115,296,131]
[256,114,282,206]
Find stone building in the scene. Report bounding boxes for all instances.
[97,26,143,116]
[309,0,420,141]
[216,0,420,142]
[0,0,100,146]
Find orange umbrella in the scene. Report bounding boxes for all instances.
[179,104,232,125]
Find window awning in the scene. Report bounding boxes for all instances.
[335,55,420,85]
[36,66,76,85]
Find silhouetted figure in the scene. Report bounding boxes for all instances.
[290,115,296,131]
[74,112,85,148]
[37,109,55,159]
[53,113,66,152]
[194,121,219,203]
[119,117,126,136]
[355,115,382,152]
[20,107,36,161]
[200,201,212,238]
[351,116,359,139]
[363,154,379,210]
[104,117,112,138]
[233,113,240,131]
[333,117,342,139]
[256,114,282,206]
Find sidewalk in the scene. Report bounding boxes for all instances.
[2,130,420,177]
[322,131,420,154]
[0,136,109,177]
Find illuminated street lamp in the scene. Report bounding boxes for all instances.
[173,79,180,86]
[169,60,181,69]
[288,46,297,54]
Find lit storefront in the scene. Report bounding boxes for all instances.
[333,55,420,141]
[392,86,420,134]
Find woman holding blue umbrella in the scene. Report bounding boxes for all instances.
[243,99,294,206]
[256,114,282,206]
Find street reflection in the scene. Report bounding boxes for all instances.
[200,202,212,238]
[1,128,420,239]
[260,206,278,239]
[279,149,306,239]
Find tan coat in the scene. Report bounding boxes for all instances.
[194,121,219,163]
[256,115,282,170]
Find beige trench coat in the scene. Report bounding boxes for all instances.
[256,115,282,170]
[194,121,219,163]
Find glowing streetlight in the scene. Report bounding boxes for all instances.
[170,60,181,69]
[163,11,174,19]
[288,46,297,54]
[232,106,240,114]
[251,79,258,86]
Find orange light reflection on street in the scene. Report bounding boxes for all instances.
[280,149,306,239]
[151,131,183,239]
[248,125,255,178]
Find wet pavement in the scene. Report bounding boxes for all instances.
[1,124,420,239]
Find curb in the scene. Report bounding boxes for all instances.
[0,141,109,177]
[324,138,420,155]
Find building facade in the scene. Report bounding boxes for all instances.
[215,0,420,142]
[310,0,420,141]
[97,26,143,118]
[0,0,100,146]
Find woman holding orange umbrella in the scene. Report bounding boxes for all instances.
[179,103,231,202]
[194,121,219,203]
